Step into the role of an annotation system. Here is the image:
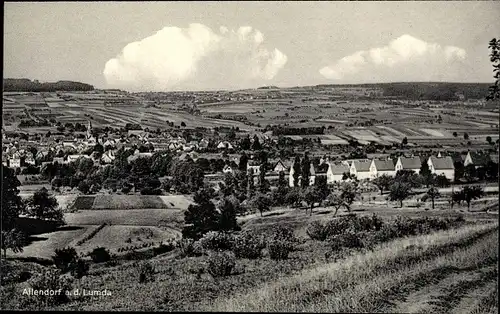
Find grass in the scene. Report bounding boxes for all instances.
[92,195,169,210]
[64,209,184,227]
[203,222,498,312]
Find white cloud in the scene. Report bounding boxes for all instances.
[103,23,287,91]
[319,34,467,82]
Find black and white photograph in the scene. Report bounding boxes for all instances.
[1,1,499,312]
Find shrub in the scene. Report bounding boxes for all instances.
[70,259,89,279]
[152,242,175,256]
[329,228,364,250]
[267,239,294,260]
[88,247,111,263]
[177,239,203,257]
[25,269,72,307]
[197,231,235,252]
[206,251,236,277]
[267,226,296,260]
[232,231,266,259]
[52,247,78,273]
[306,220,329,241]
[137,262,155,283]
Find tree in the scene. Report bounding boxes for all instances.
[486,38,500,100]
[452,131,458,137]
[425,186,441,209]
[240,136,251,150]
[323,192,349,216]
[395,169,421,188]
[1,228,27,258]
[250,193,272,217]
[419,160,433,187]
[258,165,270,193]
[2,165,24,230]
[461,186,485,210]
[464,133,469,140]
[485,160,499,181]
[238,153,249,172]
[339,181,358,211]
[464,164,477,182]
[435,174,451,188]
[486,136,493,145]
[389,182,411,208]
[301,186,321,216]
[25,187,63,223]
[251,135,262,150]
[247,168,255,198]
[285,187,302,208]
[218,197,240,232]
[372,174,393,195]
[292,156,301,187]
[301,153,311,188]
[182,189,221,240]
[77,180,90,194]
[401,137,408,146]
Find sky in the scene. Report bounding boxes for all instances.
[4,1,500,91]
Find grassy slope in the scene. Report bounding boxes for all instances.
[22,221,493,311]
[204,222,498,312]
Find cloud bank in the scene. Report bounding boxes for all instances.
[103,23,287,91]
[320,35,467,82]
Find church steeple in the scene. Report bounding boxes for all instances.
[87,120,92,139]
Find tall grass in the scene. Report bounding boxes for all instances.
[204,222,498,312]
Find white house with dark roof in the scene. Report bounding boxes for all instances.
[395,156,421,174]
[350,160,371,180]
[326,162,350,184]
[464,151,492,168]
[222,164,234,174]
[428,156,455,181]
[271,159,288,173]
[369,159,396,179]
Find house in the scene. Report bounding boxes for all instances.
[428,156,455,181]
[9,152,21,168]
[395,156,421,174]
[222,164,234,174]
[101,150,116,164]
[127,152,153,163]
[464,151,492,168]
[289,162,316,187]
[326,162,350,184]
[271,160,288,173]
[217,141,234,150]
[350,160,371,180]
[199,138,210,149]
[247,164,261,176]
[369,159,396,179]
[53,157,65,164]
[24,152,36,166]
[67,154,92,163]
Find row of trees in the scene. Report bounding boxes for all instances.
[2,165,63,257]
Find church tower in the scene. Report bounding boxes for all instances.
[87,120,92,139]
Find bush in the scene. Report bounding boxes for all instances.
[152,242,175,256]
[136,262,155,283]
[267,226,296,260]
[206,251,236,277]
[306,220,330,241]
[329,228,364,250]
[197,231,235,252]
[70,259,89,279]
[25,269,72,307]
[232,231,266,259]
[52,247,78,273]
[177,239,203,257]
[267,239,294,260]
[88,247,111,263]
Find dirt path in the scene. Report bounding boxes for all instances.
[389,264,497,314]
